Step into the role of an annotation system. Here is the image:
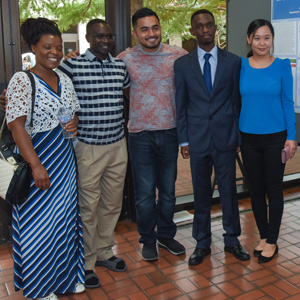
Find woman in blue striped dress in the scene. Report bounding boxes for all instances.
[5,18,85,300]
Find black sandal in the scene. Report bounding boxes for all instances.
[85,270,101,289]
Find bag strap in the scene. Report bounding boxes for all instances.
[0,117,5,140]
[24,70,36,131]
[0,117,16,163]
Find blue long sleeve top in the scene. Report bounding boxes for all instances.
[239,57,296,140]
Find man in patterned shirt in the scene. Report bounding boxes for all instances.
[118,8,187,261]
[58,19,130,288]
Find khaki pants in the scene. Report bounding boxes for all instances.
[75,138,128,270]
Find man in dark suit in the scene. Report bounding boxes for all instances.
[174,9,250,266]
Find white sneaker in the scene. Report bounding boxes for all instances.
[73,282,85,294]
[36,293,58,300]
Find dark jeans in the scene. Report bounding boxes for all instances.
[240,131,287,244]
[128,128,178,244]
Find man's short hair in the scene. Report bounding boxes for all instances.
[86,19,107,34]
[191,9,215,24]
[132,7,160,28]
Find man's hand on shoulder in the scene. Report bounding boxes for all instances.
[64,50,80,61]
[0,89,7,113]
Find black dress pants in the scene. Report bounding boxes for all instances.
[240,131,286,244]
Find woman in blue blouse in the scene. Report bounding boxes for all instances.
[239,19,297,263]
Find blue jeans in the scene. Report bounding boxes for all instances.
[128,128,178,244]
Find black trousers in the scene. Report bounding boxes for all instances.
[190,139,241,249]
[240,131,287,244]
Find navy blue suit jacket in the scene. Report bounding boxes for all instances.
[174,47,241,153]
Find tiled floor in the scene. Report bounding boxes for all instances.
[2,187,300,299]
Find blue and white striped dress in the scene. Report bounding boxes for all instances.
[6,71,85,298]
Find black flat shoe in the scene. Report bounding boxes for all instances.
[142,243,158,261]
[188,247,211,266]
[253,249,263,257]
[258,245,278,263]
[224,245,250,261]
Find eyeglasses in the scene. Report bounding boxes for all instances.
[89,34,116,41]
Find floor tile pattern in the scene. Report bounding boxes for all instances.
[1,189,300,299]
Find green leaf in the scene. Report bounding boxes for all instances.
[143,0,226,48]
[18,0,226,48]
[19,0,105,32]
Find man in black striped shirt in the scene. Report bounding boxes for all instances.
[58,19,130,289]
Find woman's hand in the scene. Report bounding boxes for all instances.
[65,114,78,137]
[285,140,297,158]
[31,163,50,190]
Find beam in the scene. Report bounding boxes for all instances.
[105,0,132,56]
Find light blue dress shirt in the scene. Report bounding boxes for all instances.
[197,44,218,85]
